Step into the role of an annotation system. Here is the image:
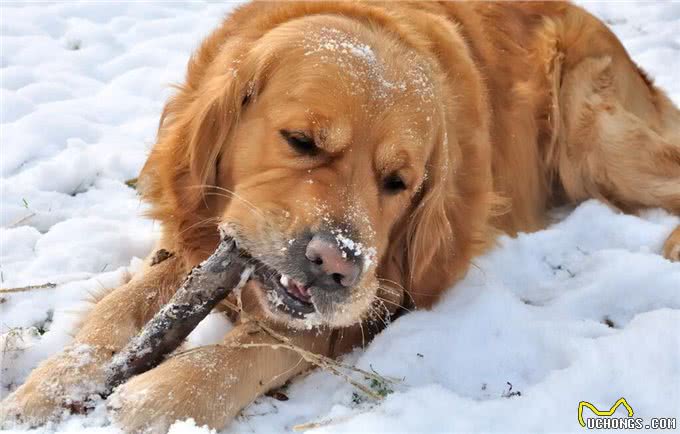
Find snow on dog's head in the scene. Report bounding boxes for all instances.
[138,10,495,328]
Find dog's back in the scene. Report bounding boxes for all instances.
[420,2,680,235]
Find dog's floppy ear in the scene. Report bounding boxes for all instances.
[183,53,262,189]
[138,35,268,255]
[385,113,498,310]
[387,122,460,309]
[379,11,502,309]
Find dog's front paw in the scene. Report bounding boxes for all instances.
[0,380,62,429]
[108,353,237,434]
[0,344,108,428]
[108,369,191,434]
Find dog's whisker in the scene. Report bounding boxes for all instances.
[377,279,433,297]
[375,285,401,298]
[359,321,366,349]
[372,292,413,314]
[174,216,222,239]
[201,191,266,222]
[366,304,390,329]
[376,277,406,292]
[194,184,267,220]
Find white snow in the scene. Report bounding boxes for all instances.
[1,2,679,433]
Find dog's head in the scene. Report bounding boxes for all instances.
[141,9,494,329]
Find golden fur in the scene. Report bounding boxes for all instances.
[2,2,679,432]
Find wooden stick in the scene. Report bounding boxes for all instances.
[103,237,253,395]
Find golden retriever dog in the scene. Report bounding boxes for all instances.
[2,1,679,432]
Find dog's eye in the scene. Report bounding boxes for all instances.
[280,130,318,155]
[382,173,407,194]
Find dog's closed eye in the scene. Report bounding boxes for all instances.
[382,172,407,194]
[280,129,318,156]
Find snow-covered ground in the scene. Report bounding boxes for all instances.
[1,2,679,433]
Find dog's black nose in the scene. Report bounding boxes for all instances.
[304,231,362,290]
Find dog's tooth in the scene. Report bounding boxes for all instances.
[280,274,290,287]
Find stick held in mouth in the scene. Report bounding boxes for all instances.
[104,237,253,395]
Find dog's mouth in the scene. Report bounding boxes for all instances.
[243,254,316,318]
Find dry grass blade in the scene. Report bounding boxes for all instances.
[221,299,396,402]
[292,411,367,431]
[0,282,57,294]
[8,212,36,228]
[237,341,382,400]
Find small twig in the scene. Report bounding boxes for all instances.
[222,299,393,385]
[238,341,382,400]
[221,299,395,401]
[0,282,57,294]
[8,212,36,228]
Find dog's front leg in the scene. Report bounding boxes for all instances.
[109,320,333,433]
[0,247,187,427]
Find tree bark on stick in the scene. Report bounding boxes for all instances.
[104,237,253,395]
